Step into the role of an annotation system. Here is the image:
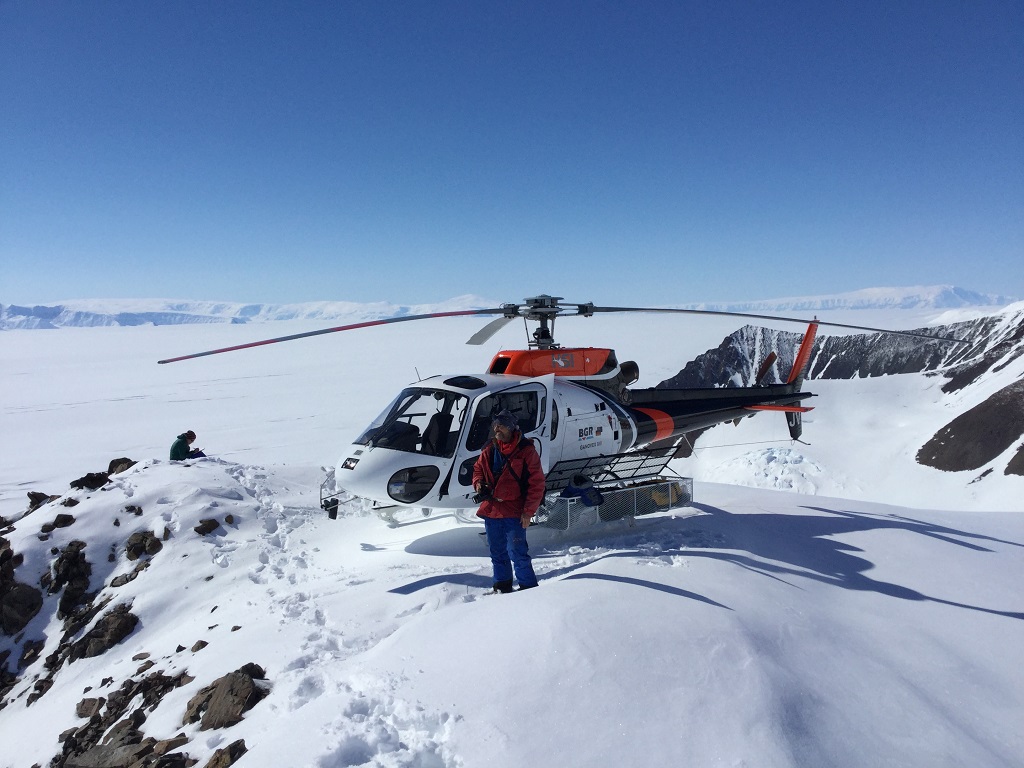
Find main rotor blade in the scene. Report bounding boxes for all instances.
[157,308,505,364]
[587,306,968,345]
[466,315,515,345]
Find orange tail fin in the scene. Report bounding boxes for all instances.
[786,320,819,386]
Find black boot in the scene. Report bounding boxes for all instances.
[492,580,513,594]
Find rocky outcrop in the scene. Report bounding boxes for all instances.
[659,309,1024,474]
[1,535,43,636]
[1005,444,1024,476]
[44,540,94,620]
[53,670,195,768]
[183,663,268,731]
[68,603,139,663]
[917,380,1024,472]
[203,739,247,767]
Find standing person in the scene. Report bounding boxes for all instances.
[472,410,546,593]
[170,430,206,460]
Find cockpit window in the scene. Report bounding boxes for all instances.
[356,387,468,458]
[466,387,544,451]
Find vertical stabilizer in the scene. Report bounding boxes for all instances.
[786,320,819,386]
[784,321,818,439]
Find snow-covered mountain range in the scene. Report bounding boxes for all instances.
[0,296,494,330]
[1,286,1016,330]
[1,288,1022,768]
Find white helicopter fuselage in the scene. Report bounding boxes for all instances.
[335,371,636,511]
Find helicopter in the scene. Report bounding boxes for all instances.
[158,295,966,522]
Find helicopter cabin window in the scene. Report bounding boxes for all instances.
[355,387,468,458]
[466,385,546,451]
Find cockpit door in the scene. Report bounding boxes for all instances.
[451,377,555,498]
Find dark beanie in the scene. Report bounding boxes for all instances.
[491,410,518,430]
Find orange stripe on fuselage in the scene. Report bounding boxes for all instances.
[634,407,675,442]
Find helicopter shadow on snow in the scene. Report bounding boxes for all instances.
[391,503,1024,620]
[679,501,1024,621]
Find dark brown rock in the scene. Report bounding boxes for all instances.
[183,665,268,731]
[68,604,139,662]
[153,733,189,756]
[126,531,163,560]
[108,458,137,475]
[1,581,44,635]
[76,696,106,718]
[917,379,1024,471]
[203,739,247,768]
[50,540,93,620]
[1005,443,1024,476]
[70,472,110,491]
[20,638,45,667]
[193,519,220,536]
[52,513,76,528]
[27,491,60,512]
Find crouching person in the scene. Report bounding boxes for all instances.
[472,410,545,593]
[170,430,206,460]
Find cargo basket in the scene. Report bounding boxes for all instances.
[535,477,693,531]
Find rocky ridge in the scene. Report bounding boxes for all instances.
[658,303,1024,476]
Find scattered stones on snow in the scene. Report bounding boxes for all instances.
[126,531,163,561]
[27,490,61,512]
[70,472,110,491]
[193,519,220,536]
[41,512,77,534]
[54,669,196,768]
[107,457,137,475]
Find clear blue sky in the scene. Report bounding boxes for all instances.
[2,1,1021,306]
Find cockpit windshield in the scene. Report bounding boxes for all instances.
[355,387,469,458]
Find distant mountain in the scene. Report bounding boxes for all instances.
[684,285,1017,313]
[2,287,1018,330]
[0,295,497,330]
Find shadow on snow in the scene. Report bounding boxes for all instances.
[389,501,1023,620]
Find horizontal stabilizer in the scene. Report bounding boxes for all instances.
[744,404,814,413]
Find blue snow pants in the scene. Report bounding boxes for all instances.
[483,517,538,589]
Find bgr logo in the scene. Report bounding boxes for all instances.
[578,426,594,440]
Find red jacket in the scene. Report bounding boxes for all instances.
[472,435,546,519]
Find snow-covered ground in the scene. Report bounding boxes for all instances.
[2,305,1023,767]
